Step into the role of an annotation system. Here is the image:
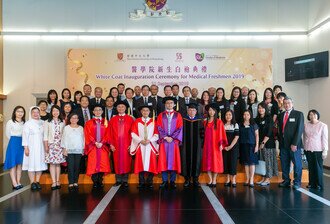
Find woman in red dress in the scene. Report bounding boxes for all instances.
[202,103,228,188]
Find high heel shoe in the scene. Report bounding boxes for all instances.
[224,182,231,187]
[56,181,61,189]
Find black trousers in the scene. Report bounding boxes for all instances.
[305,151,324,188]
[67,154,82,184]
[139,172,154,184]
[79,155,87,173]
[92,172,104,184]
[115,174,129,183]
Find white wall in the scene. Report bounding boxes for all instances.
[307,0,330,166]
[2,0,312,159]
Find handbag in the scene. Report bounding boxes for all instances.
[255,160,266,176]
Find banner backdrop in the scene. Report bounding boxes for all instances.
[67,48,272,97]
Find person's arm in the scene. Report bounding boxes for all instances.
[291,112,304,150]
[255,127,259,153]
[43,122,49,153]
[322,124,329,159]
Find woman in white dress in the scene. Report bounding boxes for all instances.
[4,106,26,190]
[44,105,65,190]
[22,106,47,191]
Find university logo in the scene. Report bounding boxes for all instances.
[130,0,182,20]
[117,53,124,61]
[195,53,205,62]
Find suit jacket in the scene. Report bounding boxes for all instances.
[192,97,201,104]
[89,98,106,108]
[123,98,137,117]
[178,97,197,116]
[134,96,157,118]
[74,106,93,127]
[104,107,117,120]
[278,109,304,149]
[150,95,162,115]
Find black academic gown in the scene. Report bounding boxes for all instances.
[180,115,204,179]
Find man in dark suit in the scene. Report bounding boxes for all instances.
[278,97,304,190]
[179,86,197,116]
[191,88,201,104]
[104,96,117,120]
[157,85,172,114]
[134,85,157,118]
[172,84,185,113]
[122,87,137,117]
[150,84,163,115]
[74,95,93,127]
[90,87,106,107]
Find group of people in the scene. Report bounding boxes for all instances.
[3,83,328,191]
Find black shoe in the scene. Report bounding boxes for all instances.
[193,181,201,187]
[278,181,290,188]
[31,183,38,191]
[56,184,61,189]
[232,183,237,188]
[249,184,254,188]
[292,184,300,190]
[68,185,75,191]
[183,181,190,188]
[211,183,217,188]
[137,183,145,189]
[12,185,21,190]
[306,184,311,188]
[147,183,154,189]
[18,184,24,189]
[170,182,176,189]
[51,185,57,190]
[123,182,129,188]
[160,181,168,188]
[224,182,231,187]
[93,182,98,188]
[36,182,42,190]
[98,182,104,188]
[243,182,249,186]
[207,183,212,187]
[115,182,122,186]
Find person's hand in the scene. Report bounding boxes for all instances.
[225,146,231,151]
[254,146,258,153]
[145,140,151,144]
[259,143,265,150]
[290,145,297,152]
[165,137,173,143]
[140,140,147,145]
[62,148,68,157]
[110,145,116,151]
[24,147,29,156]
[322,152,327,160]
[219,145,223,151]
[45,146,49,153]
[95,142,103,148]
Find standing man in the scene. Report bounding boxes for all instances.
[130,105,159,189]
[90,87,105,108]
[179,86,197,116]
[134,86,142,100]
[83,84,94,99]
[278,97,304,190]
[157,97,183,189]
[104,96,117,120]
[241,86,249,104]
[181,103,204,187]
[108,101,134,187]
[150,84,163,115]
[84,105,111,188]
[208,87,216,102]
[117,83,126,101]
[157,85,172,114]
[191,88,201,104]
[135,85,157,118]
[122,87,136,117]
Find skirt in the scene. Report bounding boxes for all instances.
[4,136,24,170]
[239,143,258,165]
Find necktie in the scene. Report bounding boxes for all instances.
[97,99,100,104]
[282,111,289,133]
[83,109,88,123]
[144,97,148,105]
[167,113,172,135]
[144,119,148,141]
[96,119,101,142]
[186,98,189,104]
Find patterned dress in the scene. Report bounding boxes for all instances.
[45,121,66,164]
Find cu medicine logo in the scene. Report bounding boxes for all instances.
[195,53,205,62]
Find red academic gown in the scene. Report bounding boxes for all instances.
[108,114,134,174]
[84,118,111,176]
[201,119,228,173]
[130,117,159,174]
[157,111,183,173]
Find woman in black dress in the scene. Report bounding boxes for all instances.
[198,91,211,118]
[247,89,259,118]
[214,87,229,121]
[46,89,58,113]
[229,86,246,124]
[72,90,83,110]
[38,100,49,121]
[59,88,74,113]
[223,109,240,187]
[255,102,278,186]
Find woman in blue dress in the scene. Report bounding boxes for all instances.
[4,106,26,190]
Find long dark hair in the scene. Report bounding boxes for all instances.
[206,106,218,129]
[47,89,58,104]
[263,87,275,102]
[61,102,72,121]
[109,87,120,101]
[61,88,72,100]
[215,87,226,102]
[73,90,83,104]
[230,86,242,101]
[48,105,63,122]
[224,109,236,125]
[201,91,211,105]
[256,102,270,120]
[247,89,258,105]
[11,106,26,123]
[243,109,255,125]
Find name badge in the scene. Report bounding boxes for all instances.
[289,118,295,122]
[148,103,152,106]
[245,125,250,128]
[219,105,224,109]
[133,107,136,111]
[234,101,238,105]
[261,121,265,125]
